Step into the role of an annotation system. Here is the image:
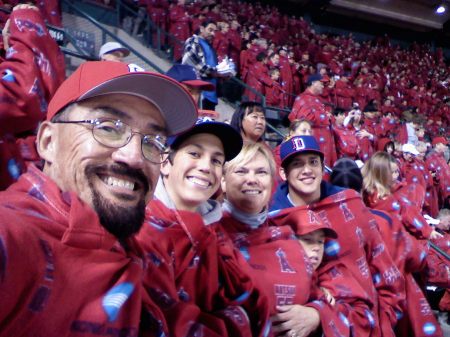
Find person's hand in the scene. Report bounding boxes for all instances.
[270,304,320,337]
[356,129,372,139]
[429,229,444,240]
[320,287,336,306]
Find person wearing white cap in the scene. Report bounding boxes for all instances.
[99,41,131,62]
[0,61,197,335]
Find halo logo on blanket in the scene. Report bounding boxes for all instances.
[102,282,135,322]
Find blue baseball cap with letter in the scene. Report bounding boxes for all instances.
[280,135,324,167]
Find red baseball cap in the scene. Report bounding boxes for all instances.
[47,61,198,136]
[432,136,448,146]
[270,206,337,238]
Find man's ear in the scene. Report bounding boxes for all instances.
[36,121,58,164]
[279,166,287,181]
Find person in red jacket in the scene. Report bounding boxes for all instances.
[362,152,447,337]
[244,51,271,102]
[288,74,337,167]
[333,157,445,337]
[220,143,352,337]
[136,118,272,337]
[270,136,406,337]
[0,4,65,190]
[265,68,284,107]
[0,60,199,336]
[335,76,354,110]
[332,108,359,160]
[168,0,190,61]
[213,21,230,62]
[426,137,450,209]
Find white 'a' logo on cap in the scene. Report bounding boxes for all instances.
[128,63,145,72]
[292,137,305,151]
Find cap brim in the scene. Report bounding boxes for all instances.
[182,79,215,91]
[296,226,337,239]
[111,47,130,57]
[169,122,243,161]
[80,73,197,136]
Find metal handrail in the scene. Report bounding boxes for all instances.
[62,0,164,72]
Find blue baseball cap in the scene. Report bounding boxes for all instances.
[306,74,329,86]
[280,135,324,167]
[166,64,215,91]
[168,117,243,162]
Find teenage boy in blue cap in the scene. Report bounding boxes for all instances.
[137,117,271,337]
[270,135,405,337]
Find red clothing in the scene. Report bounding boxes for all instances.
[426,151,450,207]
[137,198,271,337]
[265,79,284,107]
[37,0,62,26]
[333,123,359,159]
[220,210,351,337]
[365,206,445,337]
[213,30,230,62]
[309,188,405,337]
[228,28,241,71]
[0,7,65,190]
[168,4,190,61]
[346,123,374,162]
[244,61,271,102]
[0,7,65,136]
[0,166,166,336]
[335,79,354,110]
[289,91,337,166]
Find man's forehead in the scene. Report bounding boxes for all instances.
[291,152,320,161]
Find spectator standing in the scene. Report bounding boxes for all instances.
[426,137,450,209]
[182,20,221,110]
[168,0,190,61]
[0,4,65,190]
[289,75,337,167]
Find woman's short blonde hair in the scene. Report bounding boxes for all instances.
[224,143,276,177]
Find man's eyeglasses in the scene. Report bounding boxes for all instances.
[53,118,169,164]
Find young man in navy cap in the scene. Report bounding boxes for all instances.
[136,117,271,337]
[270,135,405,337]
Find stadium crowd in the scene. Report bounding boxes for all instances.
[0,1,449,337]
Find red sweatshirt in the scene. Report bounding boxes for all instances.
[137,196,271,337]
[0,7,65,190]
[220,209,351,337]
[0,165,166,336]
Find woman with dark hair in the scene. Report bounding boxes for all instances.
[230,101,267,143]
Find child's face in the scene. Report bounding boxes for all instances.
[298,230,325,270]
[271,71,280,81]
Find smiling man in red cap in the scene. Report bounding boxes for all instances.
[0,61,197,335]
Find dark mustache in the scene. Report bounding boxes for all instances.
[86,163,149,193]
